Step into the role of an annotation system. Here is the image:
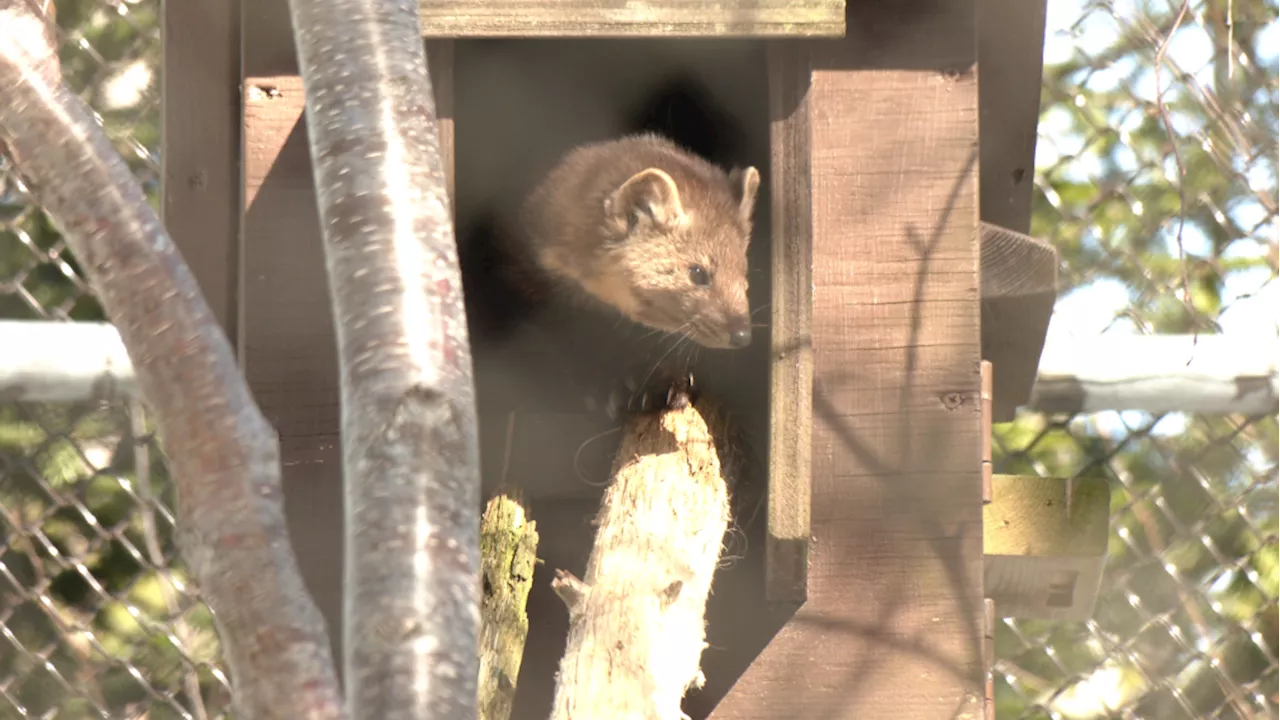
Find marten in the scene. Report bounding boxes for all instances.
[518,133,760,350]
[461,133,760,416]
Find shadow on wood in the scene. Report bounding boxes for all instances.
[980,222,1058,422]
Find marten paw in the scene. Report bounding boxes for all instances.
[595,369,698,419]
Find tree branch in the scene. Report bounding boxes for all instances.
[479,494,539,720]
[0,3,346,718]
[286,0,481,717]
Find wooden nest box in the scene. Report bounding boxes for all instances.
[163,0,1110,717]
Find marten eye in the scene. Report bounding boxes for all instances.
[689,264,710,286]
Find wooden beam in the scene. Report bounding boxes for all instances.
[976,0,1047,236]
[425,40,454,210]
[980,222,1057,422]
[418,1,846,38]
[983,474,1110,622]
[765,40,814,608]
[240,70,347,666]
[162,0,240,338]
[713,2,985,717]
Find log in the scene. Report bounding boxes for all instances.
[550,396,732,720]
[479,494,539,720]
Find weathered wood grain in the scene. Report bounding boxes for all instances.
[162,0,240,338]
[418,1,846,37]
[765,40,814,608]
[980,222,1057,421]
[713,2,985,717]
[240,72,347,666]
[976,0,1047,236]
[550,398,731,720]
[426,39,454,210]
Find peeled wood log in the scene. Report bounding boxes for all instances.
[550,396,732,720]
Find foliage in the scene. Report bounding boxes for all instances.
[995,0,1279,717]
[0,0,230,716]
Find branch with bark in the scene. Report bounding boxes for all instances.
[480,494,539,720]
[550,394,733,720]
[286,0,482,718]
[0,2,346,718]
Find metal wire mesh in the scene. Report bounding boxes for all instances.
[0,0,1275,718]
[0,0,233,717]
[993,0,1278,717]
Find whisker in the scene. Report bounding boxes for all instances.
[637,329,691,398]
[750,303,772,317]
[573,425,623,487]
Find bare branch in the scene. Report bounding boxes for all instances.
[285,0,481,717]
[0,3,346,718]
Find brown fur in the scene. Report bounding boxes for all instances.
[519,134,760,350]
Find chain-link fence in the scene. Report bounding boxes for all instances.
[0,1,233,717]
[993,0,1278,718]
[1,0,1276,718]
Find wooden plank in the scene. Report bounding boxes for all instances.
[765,40,813,608]
[162,0,240,338]
[713,3,985,718]
[426,40,454,210]
[418,1,846,37]
[980,222,1057,421]
[239,71,347,666]
[983,474,1109,622]
[977,0,1047,235]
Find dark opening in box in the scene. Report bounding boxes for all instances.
[451,38,784,718]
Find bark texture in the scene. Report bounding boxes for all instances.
[479,494,539,720]
[0,3,346,717]
[286,0,481,718]
[550,398,732,720]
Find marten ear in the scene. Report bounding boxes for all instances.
[605,168,685,231]
[729,166,760,222]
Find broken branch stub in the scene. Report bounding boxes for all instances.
[479,493,539,720]
[550,398,732,720]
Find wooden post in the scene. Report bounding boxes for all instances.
[981,360,993,505]
[765,40,814,608]
[162,0,240,337]
[714,3,985,717]
[983,598,996,720]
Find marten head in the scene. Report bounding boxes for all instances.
[589,164,760,350]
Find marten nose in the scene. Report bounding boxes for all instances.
[728,327,752,348]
